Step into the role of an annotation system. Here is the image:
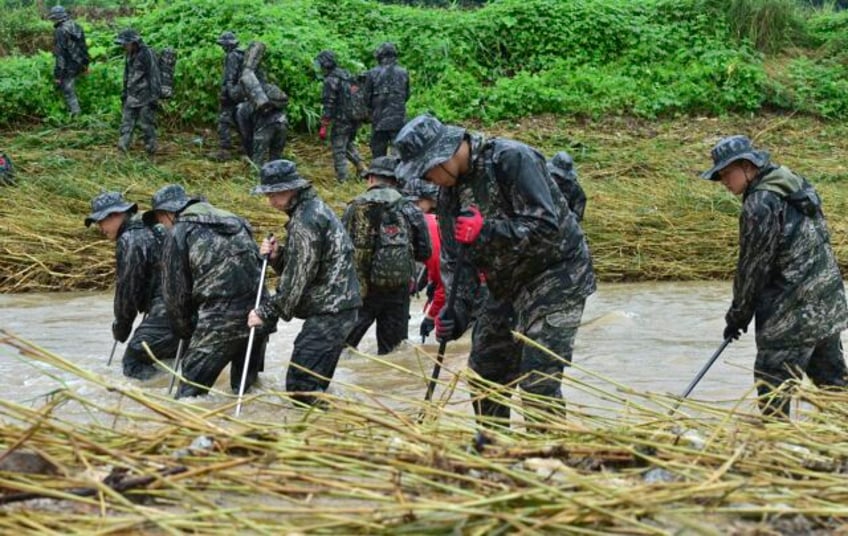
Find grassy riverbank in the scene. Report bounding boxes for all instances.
[2,113,848,292]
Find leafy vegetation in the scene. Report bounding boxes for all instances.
[0,0,847,128]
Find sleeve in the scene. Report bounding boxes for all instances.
[322,75,338,120]
[113,233,147,335]
[259,219,321,322]
[161,228,195,339]
[725,193,783,329]
[476,146,561,259]
[53,29,66,80]
[437,189,478,330]
[569,180,587,222]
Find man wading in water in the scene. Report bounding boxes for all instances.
[702,135,848,419]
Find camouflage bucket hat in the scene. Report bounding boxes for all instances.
[547,151,575,179]
[48,5,68,21]
[216,31,238,46]
[84,191,137,227]
[115,28,140,45]
[252,160,310,195]
[142,184,194,225]
[394,114,465,183]
[701,135,770,181]
[361,156,400,180]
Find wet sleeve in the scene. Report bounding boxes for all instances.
[259,219,320,322]
[161,229,195,339]
[726,193,783,329]
[568,180,587,222]
[113,233,146,334]
[53,29,66,79]
[477,146,561,258]
[322,76,338,120]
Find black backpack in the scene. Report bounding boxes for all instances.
[341,72,370,123]
[157,47,177,99]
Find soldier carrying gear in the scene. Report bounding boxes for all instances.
[395,114,597,429]
[157,183,271,399]
[343,156,432,355]
[547,151,587,222]
[49,5,89,116]
[248,82,288,166]
[701,135,848,419]
[84,191,180,380]
[216,31,244,158]
[363,42,410,158]
[315,50,365,182]
[248,160,362,406]
[115,28,161,156]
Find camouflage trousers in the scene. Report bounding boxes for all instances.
[58,77,81,115]
[330,122,363,182]
[176,327,267,399]
[346,286,409,355]
[118,102,157,155]
[370,129,399,158]
[217,104,238,150]
[286,308,357,404]
[235,102,254,156]
[754,332,847,419]
[251,119,287,167]
[468,295,585,428]
[123,313,180,380]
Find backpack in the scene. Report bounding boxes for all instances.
[157,47,177,99]
[342,72,370,123]
[0,153,13,186]
[369,199,414,288]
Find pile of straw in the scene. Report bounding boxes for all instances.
[1,329,847,533]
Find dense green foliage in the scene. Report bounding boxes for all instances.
[0,0,846,129]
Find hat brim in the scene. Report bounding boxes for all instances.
[84,202,137,227]
[395,126,465,183]
[700,150,769,181]
[251,177,310,195]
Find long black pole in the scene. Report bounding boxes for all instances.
[670,337,732,413]
[424,246,465,403]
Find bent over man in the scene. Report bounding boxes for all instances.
[395,114,596,428]
[84,191,179,380]
[701,135,848,419]
[248,160,361,406]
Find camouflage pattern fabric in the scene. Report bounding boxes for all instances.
[53,17,88,114]
[370,130,397,159]
[754,333,847,418]
[162,201,272,394]
[321,66,356,123]
[112,214,179,379]
[257,187,361,322]
[176,329,266,398]
[727,165,848,348]
[345,287,409,355]
[118,103,156,154]
[119,39,160,154]
[218,47,244,150]
[249,88,287,166]
[364,57,409,156]
[286,309,358,401]
[331,122,363,182]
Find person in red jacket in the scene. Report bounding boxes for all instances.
[406,179,444,341]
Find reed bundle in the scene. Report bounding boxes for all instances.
[1,329,847,533]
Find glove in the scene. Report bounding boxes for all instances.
[723,323,746,341]
[436,306,468,342]
[112,320,131,343]
[318,117,330,141]
[455,206,484,244]
[420,317,435,340]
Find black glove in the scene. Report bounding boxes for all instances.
[420,317,435,340]
[112,320,131,343]
[436,306,468,342]
[723,323,746,341]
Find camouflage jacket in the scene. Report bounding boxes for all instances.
[53,19,89,80]
[321,66,354,124]
[342,184,431,296]
[113,215,167,338]
[258,187,361,321]
[364,59,409,132]
[220,48,245,105]
[551,171,587,222]
[162,202,265,339]
[438,134,596,330]
[727,165,848,348]
[122,40,161,108]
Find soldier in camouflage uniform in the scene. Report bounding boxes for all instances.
[49,6,89,116]
[343,156,431,355]
[84,191,179,380]
[115,28,160,156]
[315,50,365,182]
[156,184,269,398]
[395,115,596,427]
[248,160,361,406]
[701,135,848,419]
[548,151,586,222]
[363,42,409,158]
[248,83,288,167]
[216,31,244,158]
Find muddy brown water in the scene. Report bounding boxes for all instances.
[0,281,795,423]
